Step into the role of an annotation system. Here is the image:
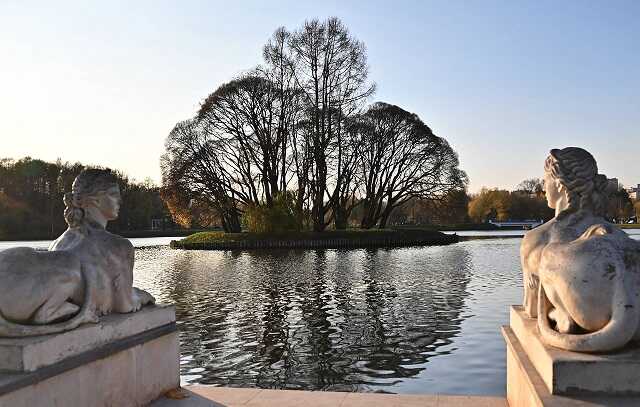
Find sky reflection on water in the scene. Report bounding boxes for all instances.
[134,239,525,395]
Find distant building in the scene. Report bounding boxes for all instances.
[151,219,163,230]
[626,184,640,200]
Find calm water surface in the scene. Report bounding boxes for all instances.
[0,236,181,251]
[3,230,639,395]
[135,238,523,395]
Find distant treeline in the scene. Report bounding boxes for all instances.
[383,177,638,226]
[0,157,172,240]
[466,178,638,224]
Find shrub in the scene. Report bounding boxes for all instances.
[243,192,300,233]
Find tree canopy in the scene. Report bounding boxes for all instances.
[161,17,466,232]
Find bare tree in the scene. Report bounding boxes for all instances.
[262,28,309,226]
[198,74,291,206]
[287,17,375,231]
[329,115,363,228]
[516,178,544,195]
[355,102,467,229]
[161,19,471,233]
[161,119,243,232]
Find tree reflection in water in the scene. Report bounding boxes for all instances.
[134,245,473,392]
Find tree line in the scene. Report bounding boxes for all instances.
[0,157,170,240]
[161,17,467,233]
[466,178,638,224]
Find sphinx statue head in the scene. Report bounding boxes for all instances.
[64,169,121,229]
[543,147,609,218]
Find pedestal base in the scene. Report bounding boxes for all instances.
[0,305,179,407]
[509,306,640,395]
[504,305,640,406]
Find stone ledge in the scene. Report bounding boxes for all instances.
[0,304,175,373]
[151,387,508,407]
[503,325,640,406]
[0,329,179,407]
[510,305,640,396]
[0,320,176,397]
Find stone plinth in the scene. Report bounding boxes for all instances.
[504,305,640,406]
[0,305,179,407]
[0,305,176,373]
[510,305,640,396]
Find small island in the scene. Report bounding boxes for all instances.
[170,228,458,250]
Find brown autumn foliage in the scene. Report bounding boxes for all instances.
[468,188,553,223]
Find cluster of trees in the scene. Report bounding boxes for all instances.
[0,157,170,240]
[468,188,553,223]
[362,189,471,226]
[161,17,467,233]
[383,179,550,226]
[607,185,637,223]
[467,178,640,224]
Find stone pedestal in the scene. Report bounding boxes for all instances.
[503,305,640,406]
[0,305,179,407]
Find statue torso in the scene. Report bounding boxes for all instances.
[49,226,136,314]
[521,211,612,278]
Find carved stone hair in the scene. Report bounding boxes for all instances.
[544,147,609,216]
[64,169,119,228]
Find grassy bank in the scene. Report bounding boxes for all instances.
[171,228,458,250]
[619,224,640,229]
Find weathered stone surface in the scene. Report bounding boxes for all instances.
[503,325,640,406]
[510,306,640,396]
[0,306,178,407]
[0,305,175,373]
[520,147,640,352]
[151,387,507,407]
[0,331,179,407]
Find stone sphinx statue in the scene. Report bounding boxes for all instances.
[521,147,640,352]
[0,169,155,337]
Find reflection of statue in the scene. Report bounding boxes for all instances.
[0,169,155,337]
[521,147,640,351]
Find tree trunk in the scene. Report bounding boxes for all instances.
[334,206,348,230]
[222,209,242,233]
[312,195,325,231]
[360,200,377,229]
[312,162,327,232]
[294,191,305,231]
[378,206,394,229]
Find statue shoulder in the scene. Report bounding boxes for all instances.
[49,228,86,251]
[95,228,133,249]
[80,227,133,259]
[522,220,553,250]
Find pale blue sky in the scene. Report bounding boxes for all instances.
[1,1,638,191]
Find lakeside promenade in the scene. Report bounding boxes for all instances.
[153,387,507,407]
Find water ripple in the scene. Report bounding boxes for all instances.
[132,240,528,395]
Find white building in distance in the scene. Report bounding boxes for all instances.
[626,184,640,200]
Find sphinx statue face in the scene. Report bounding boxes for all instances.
[543,171,560,209]
[82,184,122,227]
[95,185,122,221]
[543,171,569,215]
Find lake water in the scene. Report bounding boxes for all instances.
[0,236,179,251]
[2,229,639,395]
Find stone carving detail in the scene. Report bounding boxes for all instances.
[521,147,640,352]
[0,169,155,337]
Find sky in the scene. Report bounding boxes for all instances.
[1,0,639,192]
